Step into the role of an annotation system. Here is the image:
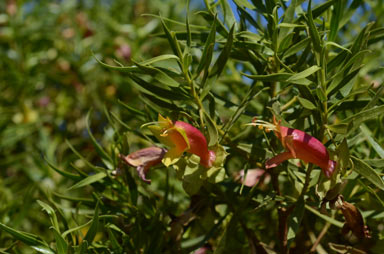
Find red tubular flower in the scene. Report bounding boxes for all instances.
[120,146,166,183]
[148,114,216,167]
[250,116,336,178]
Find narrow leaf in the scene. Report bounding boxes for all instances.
[327,67,361,97]
[210,24,235,77]
[287,198,305,247]
[67,172,107,191]
[343,105,384,132]
[134,62,180,88]
[203,112,218,146]
[51,228,68,254]
[37,200,60,232]
[328,0,342,41]
[305,205,343,227]
[219,0,237,29]
[297,96,317,110]
[351,156,384,190]
[0,223,50,249]
[287,65,320,81]
[360,126,384,159]
[282,38,310,59]
[139,54,180,66]
[306,0,322,53]
[160,18,182,59]
[45,158,82,181]
[233,0,256,9]
[278,0,297,42]
[86,111,113,167]
[83,201,100,243]
[195,15,217,77]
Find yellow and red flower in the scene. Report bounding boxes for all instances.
[250,116,336,178]
[148,114,216,168]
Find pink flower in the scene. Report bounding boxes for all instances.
[148,114,216,167]
[235,169,270,187]
[250,116,336,178]
[120,146,166,183]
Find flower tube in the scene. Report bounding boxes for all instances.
[120,146,166,183]
[249,116,336,178]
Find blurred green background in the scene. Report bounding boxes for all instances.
[0,0,194,250]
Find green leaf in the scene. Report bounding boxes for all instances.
[93,54,139,72]
[206,145,228,183]
[86,111,113,168]
[327,67,361,97]
[128,74,189,101]
[30,246,55,254]
[306,0,336,21]
[195,14,217,77]
[141,94,182,112]
[337,138,350,171]
[360,125,384,159]
[244,72,311,85]
[134,61,180,88]
[61,220,93,239]
[160,17,182,59]
[37,200,60,232]
[197,11,229,37]
[53,192,94,206]
[278,0,296,43]
[215,214,243,254]
[349,22,373,55]
[117,99,146,118]
[365,159,384,168]
[45,158,82,181]
[233,4,263,31]
[0,223,52,251]
[328,0,342,41]
[233,0,256,9]
[306,0,322,53]
[66,140,99,174]
[83,201,100,243]
[67,172,107,191]
[139,54,180,66]
[287,198,305,247]
[363,82,384,110]
[305,205,343,228]
[203,112,218,146]
[351,156,384,190]
[287,65,320,81]
[107,227,123,253]
[182,157,204,195]
[210,23,235,77]
[51,228,68,254]
[244,72,291,82]
[343,105,384,133]
[282,38,310,59]
[219,0,237,30]
[325,41,351,53]
[221,86,268,137]
[297,96,316,110]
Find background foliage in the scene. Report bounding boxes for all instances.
[1,0,384,253]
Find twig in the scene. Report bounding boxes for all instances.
[310,222,331,253]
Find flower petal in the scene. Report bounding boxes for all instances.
[120,147,166,183]
[265,151,294,169]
